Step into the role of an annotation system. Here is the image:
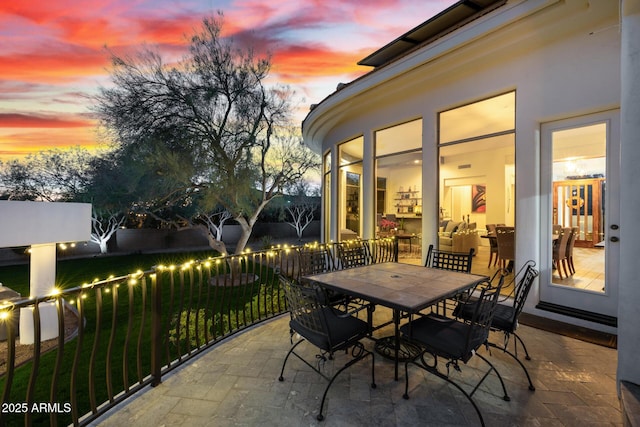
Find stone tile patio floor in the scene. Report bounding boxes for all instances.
[93,306,622,426]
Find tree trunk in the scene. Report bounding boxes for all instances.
[194,224,228,255]
[234,219,253,253]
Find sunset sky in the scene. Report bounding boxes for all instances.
[0,0,458,160]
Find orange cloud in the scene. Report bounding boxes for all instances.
[0,126,101,161]
[0,47,108,84]
[272,45,368,83]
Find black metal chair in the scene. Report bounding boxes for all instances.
[454,260,540,391]
[424,244,474,273]
[278,275,376,421]
[401,277,507,427]
[297,244,335,277]
[424,244,475,315]
[336,240,372,269]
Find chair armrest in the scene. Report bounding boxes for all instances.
[333,300,374,318]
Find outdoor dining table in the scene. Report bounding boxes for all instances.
[304,262,487,380]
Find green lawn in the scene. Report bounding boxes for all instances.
[0,250,219,297]
[0,249,286,426]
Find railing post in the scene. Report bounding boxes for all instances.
[150,271,162,386]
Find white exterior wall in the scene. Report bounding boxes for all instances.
[304,0,621,331]
[618,0,640,386]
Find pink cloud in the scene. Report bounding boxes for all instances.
[0,113,93,128]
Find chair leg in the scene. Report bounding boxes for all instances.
[489,341,536,391]
[317,349,375,421]
[474,352,510,402]
[512,332,532,361]
[554,259,564,279]
[404,359,486,427]
[487,252,494,268]
[568,256,576,275]
[562,258,571,277]
[278,338,305,381]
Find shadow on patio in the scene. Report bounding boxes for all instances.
[93,306,622,427]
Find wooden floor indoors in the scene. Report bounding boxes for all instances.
[397,240,605,294]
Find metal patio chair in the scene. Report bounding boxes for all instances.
[278,275,376,421]
[336,240,372,269]
[401,277,507,427]
[454,260,540,391]
[424,243,475,315]
[424,244,474,273]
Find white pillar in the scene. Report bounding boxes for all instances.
[362,130,375,239]
[28,244,57,298]
[19,243,60,344]
[0,201,91,344]
[618,0,640,386]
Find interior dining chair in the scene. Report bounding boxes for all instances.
[495,226,515,271]
[454,260,540,392]
[552,228,571,279]
[565,227,579,275]
[278,275,376,421]
[486,224,499,268]
[401,277,507,427]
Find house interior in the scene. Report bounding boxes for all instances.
[337,91,606,293]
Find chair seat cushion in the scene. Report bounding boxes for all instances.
[454,301,516,333]
[290,307,369,352]
[400,313,486,362]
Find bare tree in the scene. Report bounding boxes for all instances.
[285,202,317,240]
[198,209,232,241]
[91,209,125,254]
[93,14,320,253]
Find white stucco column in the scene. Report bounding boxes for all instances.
[362,130,375,239]
[329,148,340,242]
[617,0,640,387]
[18,244,59,343]
[0,201,91,344]
[28,244,57,298]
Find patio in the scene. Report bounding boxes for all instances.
[93,306,622,426]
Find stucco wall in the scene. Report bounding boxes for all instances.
[305,0,621,333]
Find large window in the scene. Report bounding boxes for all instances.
[438,92,515,275]
[375,119,422,260]
[338,137,363,239]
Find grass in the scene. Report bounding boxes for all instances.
[0,249,286,426]
[0,250,219,297]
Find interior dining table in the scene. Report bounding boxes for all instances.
[303,262,487,380]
